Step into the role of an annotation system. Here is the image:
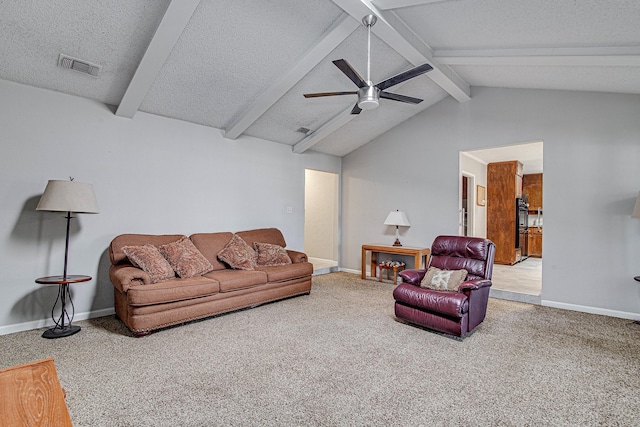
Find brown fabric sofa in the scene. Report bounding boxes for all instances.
[109,228,312,336]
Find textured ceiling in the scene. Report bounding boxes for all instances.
[1,0,638,157]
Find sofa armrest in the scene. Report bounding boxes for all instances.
[286,250,308,264]
[458,279,492,292]
[109,264,150,293]
[398,269,427,286]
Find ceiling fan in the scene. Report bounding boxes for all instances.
[304,15,433,115]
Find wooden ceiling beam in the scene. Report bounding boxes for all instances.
[115,0,201,119]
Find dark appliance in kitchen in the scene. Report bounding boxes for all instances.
[516,196,529,261]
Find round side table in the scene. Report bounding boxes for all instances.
[36,275,91,339]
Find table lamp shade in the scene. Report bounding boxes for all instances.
[384,210,410,227]
[633,192,640,219]
[36,180,99,214]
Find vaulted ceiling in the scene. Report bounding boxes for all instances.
[1,0,639,157]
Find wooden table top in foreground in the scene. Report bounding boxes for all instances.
[0,358,73,426]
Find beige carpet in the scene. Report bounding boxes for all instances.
[1,272,638,426]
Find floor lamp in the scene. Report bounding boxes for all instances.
[36,179,99,338]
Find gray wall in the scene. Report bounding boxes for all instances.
[342,87,640,319]
[0,79,341,334]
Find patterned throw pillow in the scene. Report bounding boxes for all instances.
[253,242,292,266]
[217,234,257,270]
[420,267,468,291]
[158,236,213,278]
[122,244,175,284]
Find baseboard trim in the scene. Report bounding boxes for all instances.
[541,300,640,321]
[0,308,116,336]
[340,269,639,321]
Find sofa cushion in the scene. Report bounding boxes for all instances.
[189,232,235,271]
[217,234,257,270]
[122,245,175,284]
[203,269,267,292]
[420,267,468,291]
[254,242,292,266]
[126,276,220,306]
[158,236,213,278]
[255,262,313,283]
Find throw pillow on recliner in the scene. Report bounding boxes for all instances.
[420,267,468,291]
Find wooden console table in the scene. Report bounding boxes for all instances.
[361,244,430,280]
[0,358,73,426]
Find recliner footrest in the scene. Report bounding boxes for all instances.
[393,283,469,318]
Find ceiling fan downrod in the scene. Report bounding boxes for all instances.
[358,15,380,111]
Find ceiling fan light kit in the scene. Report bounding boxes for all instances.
[304,15,433,115]
[357,85,379,110]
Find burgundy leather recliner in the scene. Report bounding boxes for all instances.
[393,235,496,338]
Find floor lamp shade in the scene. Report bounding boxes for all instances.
[36,180,99,214]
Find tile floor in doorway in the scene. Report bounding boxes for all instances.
[490,257,542,304]
[309,257,338,276]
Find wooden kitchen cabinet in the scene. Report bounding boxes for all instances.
[487,160,523,265]
[528,228,543,257]
[523,173,543,212]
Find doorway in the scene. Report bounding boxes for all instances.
[460,141,543,303]
[304,169,339,274]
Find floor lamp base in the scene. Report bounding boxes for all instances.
[42,325,81,339]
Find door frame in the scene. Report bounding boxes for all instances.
[460,171,476,236]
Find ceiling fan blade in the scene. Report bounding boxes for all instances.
[350,103,362,115]
[380,91,423,104]
[303,91,357,98]
[375,64,433,91]
[333,59,367,88]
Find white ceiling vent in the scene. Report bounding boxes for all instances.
[58,54,101,77]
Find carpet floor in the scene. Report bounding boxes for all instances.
[1,272,639,426]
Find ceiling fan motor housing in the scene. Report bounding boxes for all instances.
[358,84,380,110]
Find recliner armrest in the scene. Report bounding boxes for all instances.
[458,279,492,292]
[398,269,427,286]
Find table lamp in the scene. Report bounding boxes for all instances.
[384,210,410,246]
[36,178,99,338]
